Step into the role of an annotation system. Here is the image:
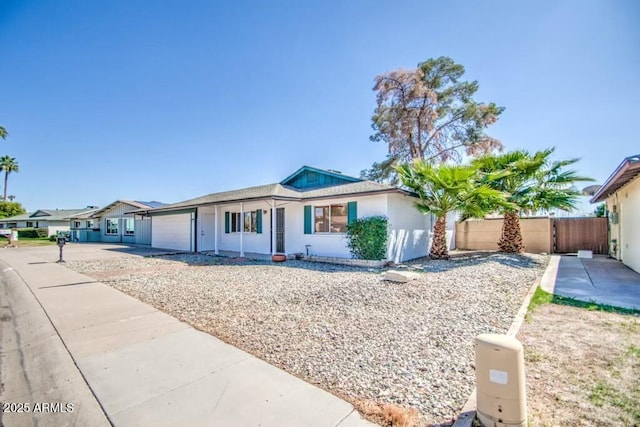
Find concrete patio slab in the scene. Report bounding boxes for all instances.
[541,255,640,310]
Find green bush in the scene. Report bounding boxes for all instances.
[49,235,57,241]
[345,216,388,260]
[16,228,48,238]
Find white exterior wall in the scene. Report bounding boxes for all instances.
[46,221,71,237]
[386,193,430,262]
[1,220,28,228]
[608,176,640,273]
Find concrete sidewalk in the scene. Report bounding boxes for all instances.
[0,245,375,427]
[541,255,640,310]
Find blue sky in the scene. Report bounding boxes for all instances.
[1,0,638,213]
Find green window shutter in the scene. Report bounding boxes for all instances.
[304,205,312,234]
[224,212,230,233]
[256,210,262,234]
[347,201,357,225]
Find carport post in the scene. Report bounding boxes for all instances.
[214,205,219,255]
[240,202,244,257]
[271,199,276,255]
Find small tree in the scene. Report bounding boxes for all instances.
[362,57,504,183]
[345,216,388,260]
[397,161,510,259]
[0,201,26,219]
[594,203,606,217]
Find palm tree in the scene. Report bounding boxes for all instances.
[473,148,593,253]
[0,125,7,140]
[0,156,19,202]
[397,161,510,259]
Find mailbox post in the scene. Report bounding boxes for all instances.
[56,236,66,263]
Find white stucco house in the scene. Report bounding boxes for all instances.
[70,200,165,245]
[591,154,640,273]
[135,166,438,263]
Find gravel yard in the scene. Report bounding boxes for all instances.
[68,251,547,426]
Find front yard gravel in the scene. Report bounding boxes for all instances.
[68,252,547,425]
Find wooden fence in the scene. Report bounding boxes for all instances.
[552,217,608,254]
[456,217,608,254]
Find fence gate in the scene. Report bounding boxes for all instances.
[552,217,608,254]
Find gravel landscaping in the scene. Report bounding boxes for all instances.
[68,251,547,426]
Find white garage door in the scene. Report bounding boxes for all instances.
[152,213,192,251]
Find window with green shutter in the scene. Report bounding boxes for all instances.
[307,201,356,233]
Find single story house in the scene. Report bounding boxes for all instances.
[591,154,640,273]
[0,208,90,236]
[134,166,437,262]
[70,200,165,245]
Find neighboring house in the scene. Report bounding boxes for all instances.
[0,209,89,236]
[134,166,433,263]
[70,200,165,245]
[591,154,640,273]
[68,207,101,242]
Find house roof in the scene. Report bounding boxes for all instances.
[0,209,89,222]
[136,169,409,215]
[84,200,166,218]
[590,154,640,203]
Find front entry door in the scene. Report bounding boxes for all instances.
[199,213,216,251]
[276,208,285,253]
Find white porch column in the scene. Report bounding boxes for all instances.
[214,205,219,255]
[271,199,276,255]
[240,202,244,257]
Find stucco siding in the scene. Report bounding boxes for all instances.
[386,194,430,262]
[611,176,640,273]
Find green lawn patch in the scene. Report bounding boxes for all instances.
[14,237,57,247]
[528,286,640,316]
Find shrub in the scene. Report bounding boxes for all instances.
[16,228,49,238]
[49,235,56,241]
[17,228,38,238]
[345,216,388,260]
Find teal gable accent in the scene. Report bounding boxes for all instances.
[281,166,361,190]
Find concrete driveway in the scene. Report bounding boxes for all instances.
[541,255,640,310]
